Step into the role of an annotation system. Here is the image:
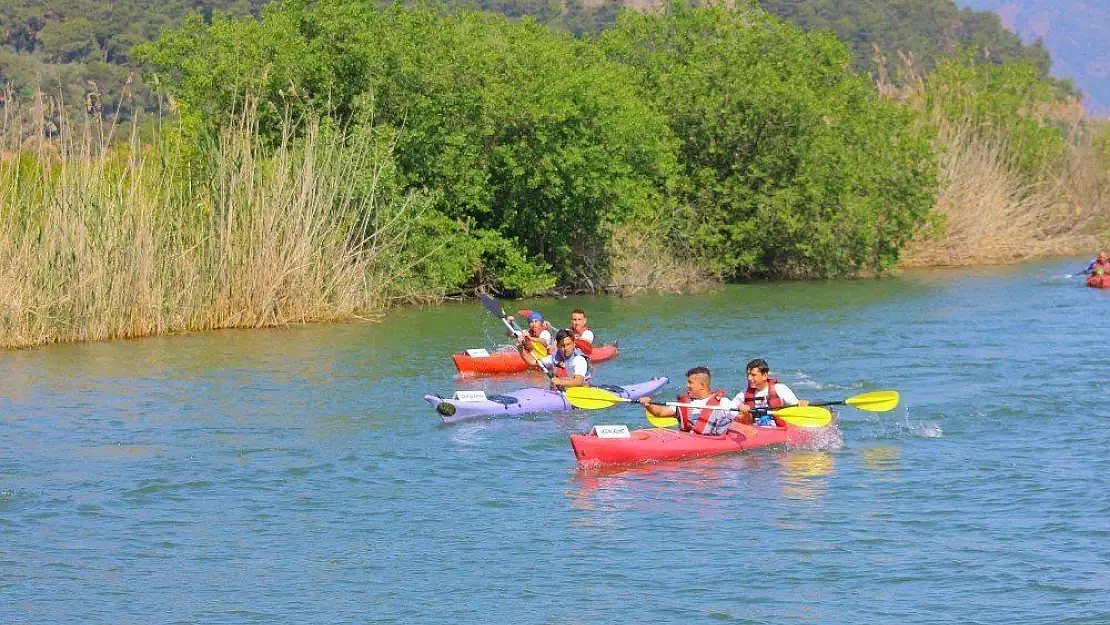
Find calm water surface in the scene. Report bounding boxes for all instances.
[2,259,1108,624]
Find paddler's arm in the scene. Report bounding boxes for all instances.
[638,396,675,418]
[516,337,543,370]
[776,384,809,407]
[735,403,753,425]
[550,374,585,389]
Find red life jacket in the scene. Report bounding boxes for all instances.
[743,379,785,410]
[676,389,728,434]
[570,326,594,356]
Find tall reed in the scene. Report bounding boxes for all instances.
[878,52,1108,266]
[0,92,429,349]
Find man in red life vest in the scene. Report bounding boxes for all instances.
[735,358,808,427]
[506,311,553,353]
[568,308,595,356]
[1084,251,1110,276]
[517,329,591,389]
[638,366,738,436]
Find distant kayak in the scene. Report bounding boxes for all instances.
[569,420,814,468]
[1086,274,1110,289]
[426,377,667,423]
[452,343,618,375]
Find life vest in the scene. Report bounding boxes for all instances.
[676,389,729,435]
[570,326,594,356]
[553,348,591,382]
[743,378,785,410]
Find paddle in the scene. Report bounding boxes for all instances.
[564,387,833,428]
[478,293,549,359]
[807,390,900,413]
[639,406,833,429]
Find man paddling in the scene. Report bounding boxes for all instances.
[735,359,808,427]
[1084,251,1110,276]
[517,329,591,389]
[507,311,553,353]
[639,366,738,436]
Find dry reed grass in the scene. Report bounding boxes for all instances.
[0,91,425,349]
[899,116,1105,266]
[604,219,714,294]
[876,50,1109,267]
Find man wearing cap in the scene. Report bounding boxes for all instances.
[506,311,553,353]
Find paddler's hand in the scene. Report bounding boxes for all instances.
[797,399,809,407]
[638,396,652,408]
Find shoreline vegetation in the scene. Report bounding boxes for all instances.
[2,1,1108,349]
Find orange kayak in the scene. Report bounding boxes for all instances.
[452,343,618,375]
[1087,274,1110,289]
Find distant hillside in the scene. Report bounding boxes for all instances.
[470,0,1061,87]
[0,0,267,120]
[0,0,1081,119]
[953,0,1110,114]
[755,0,1055,85]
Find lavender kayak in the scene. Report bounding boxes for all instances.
[425,377,669,424]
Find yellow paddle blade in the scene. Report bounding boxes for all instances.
[773,406,833,428]
[645,409,679,429]
[528,337,549,359]
[844,390,899,413]
[564,386,625,410]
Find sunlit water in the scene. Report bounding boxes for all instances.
[2,259,1108,623]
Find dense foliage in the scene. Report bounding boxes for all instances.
[924,52,1069,179]
[139,1,678,293]
[600,2,937,277]
[137,1,938,286]
[1,0,1070,120]
[2,0,1086,295]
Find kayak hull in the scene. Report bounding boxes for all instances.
[452,343,618,375]
[1087,274,1110,289]
[426,376,668,423]
[570,421,809,467]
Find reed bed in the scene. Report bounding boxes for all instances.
[0,94,426,349]
[881,53,1110,267]
[899,116,1106,266]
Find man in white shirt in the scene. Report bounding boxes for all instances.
[639,366,737,435]
[735,359,808,427]
[518,329,591,389]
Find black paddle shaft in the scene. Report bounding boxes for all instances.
[808,399,846,408]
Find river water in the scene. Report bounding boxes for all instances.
[2,258,1108,624]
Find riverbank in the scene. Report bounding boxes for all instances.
[4,4,1108,349]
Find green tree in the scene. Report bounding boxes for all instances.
[601,1,937,277]
[140,1,679,293]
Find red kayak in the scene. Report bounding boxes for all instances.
[1087,274,1110,289]
[569,421,813,468]
[452,343,618,375]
